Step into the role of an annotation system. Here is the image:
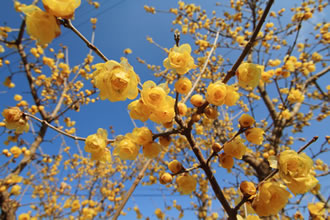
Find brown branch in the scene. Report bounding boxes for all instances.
[60,19,109,62]
[222,0,274,84]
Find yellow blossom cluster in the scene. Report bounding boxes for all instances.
[128,81,175,124]
[206,81,240,106]
[113,127,161,160]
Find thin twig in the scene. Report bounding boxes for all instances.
[112,159,153,220]
[60,19,108,62]
[25,112,114,143]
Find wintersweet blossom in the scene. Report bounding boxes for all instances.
[84,128,110,162]
[127,99,152,122]
[141,81,169,110]
[176,174,197,194]
[206,81,227,106]
[252,181,290,217]
[240,181,256,197]
[287,89,304,103]
[174,77,192,95]
[236,63,262,89]
[245,128,264,145]
[168,160,183,174]
[21,5,60,45]
[131,127,153,146]
[159,172,173,184]
[142,142,161,158]
[278,150,318,194]
[224,85,240,106]
[2,107,29,134]
[113,135,139,160]
[93,58,139,102]
[223,137,246,159]
[219,153,234,172]
[163,44,196,75]
[238,114,255,128]
[42,0,81,19]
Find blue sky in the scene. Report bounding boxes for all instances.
[1,0,329,219]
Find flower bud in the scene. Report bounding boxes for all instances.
[191,113,201,122]
[168,160,183,174]
[240,181,256,197]
[212,143,222,153]
[177,102,187,116]
[190,94,205,107]
[204,106,218,119]
[159,172,173,184]
[159,135,171,147]
[238,114,255,128]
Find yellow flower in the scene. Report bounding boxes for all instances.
[176,174,197,194]
[238,114,255,128]
[141,81,169,110]
[113,135,139,160]
[308,202,325,217]
[252,181,290,217]
[223,138,246,159]
[84,128,107,155]
[21,5,61,45]
[142,142,161,158]
[18,213,30,220]
[149,97,175,124]
[206,81,227,106]
[224,85,240,106]
[163,43,196,75]
[240,181,256,197]
[10,146,22,158]
[174,77,192,95]
[219,153,234,172]
[236,63,262,90]
[11,184,21,196]
[177,102,187,116]
[128,99,152,122]
[168,160,183,174]
[90,148,111,163]
[278,150,318,195]
[71,199,80,212]
[2,107,29,134]
[93,58,139,102]
[288,89,304,103]
[245,128,264,145]
[190,94,205,107]
[132,127,153,146]
[42,0,80,19]
[159,172,173,184]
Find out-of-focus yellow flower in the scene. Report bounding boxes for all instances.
[123,48,132,54]
[168,160,183,174]
[206,81,227,106]
[177,102,187,116]
[236,63,262,90]
[176,174,197,194]
[142,142,161,158]
[240,181,256,197]
[224,85,240,106]
[21,5,60,45]
[18,213,30,220]
[219,153,234,172]
[71,199,80,212]
[10,184,21,196]
[132,127,153,146]
[223,137,246,159]
[252,181,290,217]
[288,89,304,103]
[2,107,29,134]
[128,99,152,122]
[278,150,318,195]
[238,114,255,128]
[93,58,139,102]
[245,128,264,145]
[82,207,96,220]
[163,44,196,75]
[174,77,192,95]
[308,202,325,217]
[10,146,22,158]
[190,94,205,107]
[113,135,139,160]
[159,172,173,184]
[42,0,80,19]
